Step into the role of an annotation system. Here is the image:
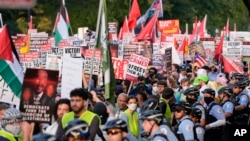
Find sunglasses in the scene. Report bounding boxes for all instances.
[107,130,122,135]
[174,109,182,113]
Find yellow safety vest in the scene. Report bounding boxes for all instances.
[0,129,22,141]
[124,109,139,138]
[159,98,172,125]
[62,110,101,129]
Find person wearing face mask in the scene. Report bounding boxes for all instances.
[183,87,206,127]
[202,88,226,141]
[0,108,31,141]
[120,96,139,139]
[151,81,159,96]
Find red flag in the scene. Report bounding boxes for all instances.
[118,16,129,40]
[192,16,198,35]
[118,27,122,40]
[134,12,158,41]
[198,15,207,38]
[128,0,141,30]
[214,33,224,59]
[0,26,13,62]
[222,55,243,73]
[177,36,188,53]
[29,15,33,30]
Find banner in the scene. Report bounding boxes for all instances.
[157,20,180,34]
[126,53,150,81]
[152,54,166,73]
[112,58,129,80]
[20,68,59,123]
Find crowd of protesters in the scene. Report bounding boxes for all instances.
[0,62,249,141]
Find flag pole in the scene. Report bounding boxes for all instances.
[0,13,3,28]
[87,0,103,92]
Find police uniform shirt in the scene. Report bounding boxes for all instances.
[195,123,205,141]
[159,124,178,141]
[207,103,225,121]
[222,101,234,114]
[126,132,137,141]
[194,104,206,120]
[148,128,169,141]
[237,92,249,107]
[177,115,195,141]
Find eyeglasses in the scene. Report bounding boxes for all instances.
[107,130,122,135]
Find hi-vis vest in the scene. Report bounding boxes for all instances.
[62,110,101,129]
[0,129,22,141]
[124,109,139,138]
[159,98,172,125]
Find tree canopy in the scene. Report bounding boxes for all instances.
[0,0,249,35]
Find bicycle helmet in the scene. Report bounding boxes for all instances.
[141,98,159,112]
[183,87,199,97]
[65,119,89,139]
[140,110,163,124]
[201,88,215,96]
[32,133,58,141]
[103,118,128,132]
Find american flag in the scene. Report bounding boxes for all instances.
[194,53,207,67]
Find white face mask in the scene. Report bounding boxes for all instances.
[4,124,22,137]
[152,86,158,92]
[182,86,189,90]
[128,103,137,111]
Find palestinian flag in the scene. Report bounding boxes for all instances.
[0,25,24,97]
[54,2,70,47]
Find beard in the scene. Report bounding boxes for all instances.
[72,105,84,114]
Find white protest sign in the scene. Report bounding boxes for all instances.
[0,76,20,108]
[61,57,83,99]
[126,53,150,82]
[63,47,81,58]
[241,42,250,57]
[82,49,101,75]
[224,41,242,58]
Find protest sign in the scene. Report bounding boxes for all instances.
[152,54,166,73]
[126,53,150,81]
[63,47,82,58]
[112,58,129,80]
[20,68,59,123]
[224,41,242,58]
[0,76,20,108]
[61,57,83,99]
[29,32,48,52]
[82,49,101,75]
[241,41,250,62]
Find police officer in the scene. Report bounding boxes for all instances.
[103,118,137,141]
[218,87,235,141]
[231,80,249,125]
[190,108,205,141]
[172,102,196,141]
[228,72,244,88]
[65,119,90,141]
[183,87,206,126]
[32,133,58,141]
[202,88,225,141]
[140,110,169,141]
[141,98,178,141]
